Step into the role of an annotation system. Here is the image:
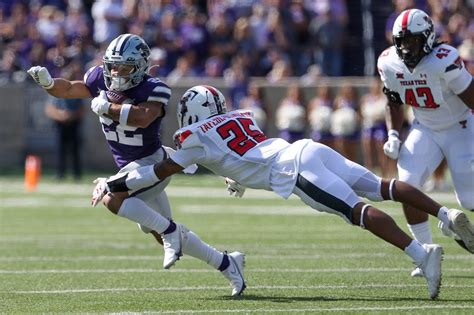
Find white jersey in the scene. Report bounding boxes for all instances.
[377,44,472,130]
[171,110,308,198]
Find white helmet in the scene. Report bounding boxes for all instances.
[392,9,435,67]
[177,85,227,128]
[103,34,150,91]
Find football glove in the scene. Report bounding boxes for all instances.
[225,177,246,198]
[27,66,54,89]
[91,91,111,116]
[91,177,109,207]
[383,129,401,160]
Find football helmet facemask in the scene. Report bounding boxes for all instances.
[177,85,227,128]
[392,9,435,68]
[103,34,150,91]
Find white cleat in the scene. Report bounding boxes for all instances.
[221,251,246,296]
[410,267,424,277]
[418,244,443,300]
[447,209,474,253]
[161,223,186,269]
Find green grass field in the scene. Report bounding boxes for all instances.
[1,174,473,314]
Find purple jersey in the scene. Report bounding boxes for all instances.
[84,66,171,168]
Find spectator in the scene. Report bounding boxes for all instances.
[149,47,169,77]
[267,59,292,83]
[331,83,360,162]
[36,5,64,47]
[44,67,85,180]
[275,84,306,143]
[91,0,125,45]
[203,55,225,78]
[360,79,395,177]
[307,85,334,148]
[167,53,198,84]
[309,4,345,76]
[239,82,268,131]
[385,0,415,44]
[223,54,249,110]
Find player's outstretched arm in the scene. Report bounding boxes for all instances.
[27,66,91,99]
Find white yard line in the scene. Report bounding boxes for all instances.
[1,267,473,274]
[149,305,474,314]
[5,284,474,294]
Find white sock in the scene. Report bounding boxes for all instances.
[117,197,170,234]
[407,221,433,244]
[437,206,450,226]
[404,240,427,265]
[182,229,224,270]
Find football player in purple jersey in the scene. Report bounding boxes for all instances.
[27,34,246,296]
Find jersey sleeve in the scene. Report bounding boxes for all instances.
[170,146,205,168]
[83,66,105,97]
[146,78,171,105]
[443,53,472,95]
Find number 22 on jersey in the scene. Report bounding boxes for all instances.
[100,116,143,146]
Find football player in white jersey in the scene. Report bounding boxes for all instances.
[377,9,474,277]
[93,85,474,300]
[27,34,246,297]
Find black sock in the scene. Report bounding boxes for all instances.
[218,253,230,271]
[162,220,177,235]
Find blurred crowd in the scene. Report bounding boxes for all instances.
[0,0,473,177]
[0,0,472,82]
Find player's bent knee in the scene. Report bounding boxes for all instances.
[102,192,128,215]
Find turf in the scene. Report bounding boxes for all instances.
[0,174,473,314]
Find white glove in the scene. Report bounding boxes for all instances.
[91,177,109,207]
[225,177,246,198]
[91,91,111,116]
[27,66,54,89]
[383,130,401,160]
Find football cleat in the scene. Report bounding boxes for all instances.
[446,209,474,254]
[418,244,443,300]
[161,223,186,269]
[221,251,246,296]
[410,267,424,277]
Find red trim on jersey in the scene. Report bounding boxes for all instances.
[401,10,411,32]
[178,130,193,144]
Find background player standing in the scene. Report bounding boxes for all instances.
[377,9,474,277]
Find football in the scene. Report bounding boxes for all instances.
[106,90,132,104]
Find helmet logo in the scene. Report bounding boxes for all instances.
[136,43,150,59]
[179,90,198,127]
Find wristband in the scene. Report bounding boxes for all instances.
[44,80,55,90]
[119,104,132,125]
[388,129,399,138]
